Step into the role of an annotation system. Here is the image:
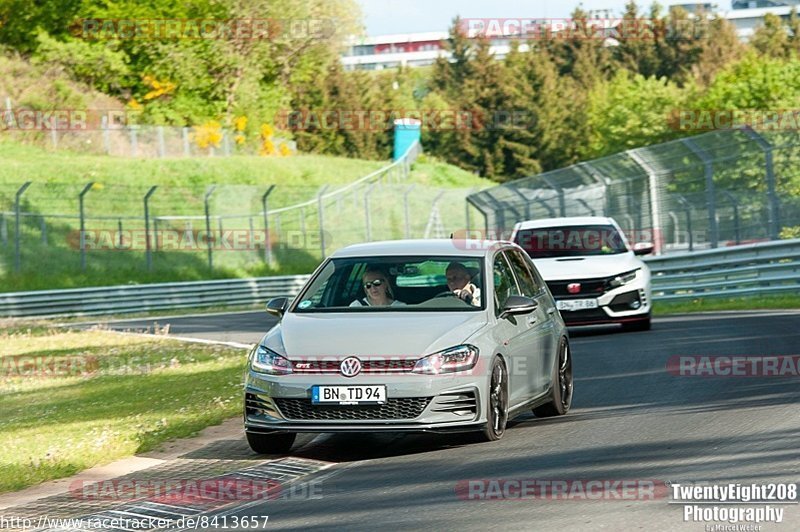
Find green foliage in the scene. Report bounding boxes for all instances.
[33,32,131,94]
[585,71,685,159]
[699,52,800,109]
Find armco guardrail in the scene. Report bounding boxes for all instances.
[645,239,800,302]
[0,275,311,318]
[2,239,798,317]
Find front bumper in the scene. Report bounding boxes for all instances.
[552,284,651,326]
[244,370,487,434]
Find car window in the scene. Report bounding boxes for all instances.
[291,256,485,312]
[493,252,521,315]
[505,250,540,297]
[514,224,628,258]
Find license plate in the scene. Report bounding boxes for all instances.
[557,298,599,311]
[312,385,386,405]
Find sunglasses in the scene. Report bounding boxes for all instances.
[364,279,385,290]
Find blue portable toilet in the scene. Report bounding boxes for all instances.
[393,118,421,161]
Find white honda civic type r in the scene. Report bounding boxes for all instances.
[243,239,572,454]
[510,216,654,331]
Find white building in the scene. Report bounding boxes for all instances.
[341,4,800,71]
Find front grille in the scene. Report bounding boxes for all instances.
[546,277,611,298]
[291,358,417,374]
[559,308,611,324]
[275,397,431,421]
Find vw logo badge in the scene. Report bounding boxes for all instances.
[567,283,581,294]
[340,356,362,377]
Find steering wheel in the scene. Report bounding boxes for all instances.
[433,290,458,298]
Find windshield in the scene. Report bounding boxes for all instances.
[291,256,485,312]
[514,224,628,258]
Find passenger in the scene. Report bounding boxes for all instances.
[446,262,481,306]
[350,267,405,307]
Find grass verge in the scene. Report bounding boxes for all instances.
[0,324,248,493]
[653,294,800,315]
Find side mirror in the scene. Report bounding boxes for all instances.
[500,295,538,319]
[632,242,654,256]
[266,297,288,318]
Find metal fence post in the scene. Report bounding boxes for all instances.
[182,127,191,156]
[157,126,166,158]
[682,138,718,248]
[299,206,306,249]
[40,215,47,245]
[204,186,216,270]
[535,199,556,217]
[722,191,741,245]
[541,176,566,217]
[628,150,665,255]
[317,185,330,258]
[129,127,138,157]
[403,185,415,239]
[0,213,7,246]
[465,196,490,233]
[576,199,596,216]
[14,182,32,272]
[580,162,611,216]
[79,182,94,270]
[465,188,479,234]
[508,187,532,219]
[102,116,111,155]
[262,185,275,265]
[364,183,377,241]
[50,128,58,149]
[742,128,781,239]
[248,217,255,250]
[677,195,694,251]
[118,218,124,248]
[144,186,157,271]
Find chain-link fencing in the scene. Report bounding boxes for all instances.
[467,128,800,254]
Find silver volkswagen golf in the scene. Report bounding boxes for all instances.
[243,239,573,453]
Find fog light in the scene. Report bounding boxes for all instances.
[630,300,641,310]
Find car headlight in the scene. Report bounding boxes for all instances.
[609,268,640,289]
[250,345,293,375]
[412,345,479,375]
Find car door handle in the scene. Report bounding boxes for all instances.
[527,315,538,325]
[546,307,556,315]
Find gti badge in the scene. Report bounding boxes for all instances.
[567,283,581,294]
[340,356,362,377]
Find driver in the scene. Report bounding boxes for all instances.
[445,262,481,306]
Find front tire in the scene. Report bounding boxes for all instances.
[533,337,573,418]
[477,356,509,442]
[246,431,296,454]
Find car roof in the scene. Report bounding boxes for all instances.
[514,216,617,230]
[330,239,511,258]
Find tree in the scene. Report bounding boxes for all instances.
[691,16,745,86]
[751,13,790,58]
[584,71,684,159]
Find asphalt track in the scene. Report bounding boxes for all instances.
[90,310,800,530]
